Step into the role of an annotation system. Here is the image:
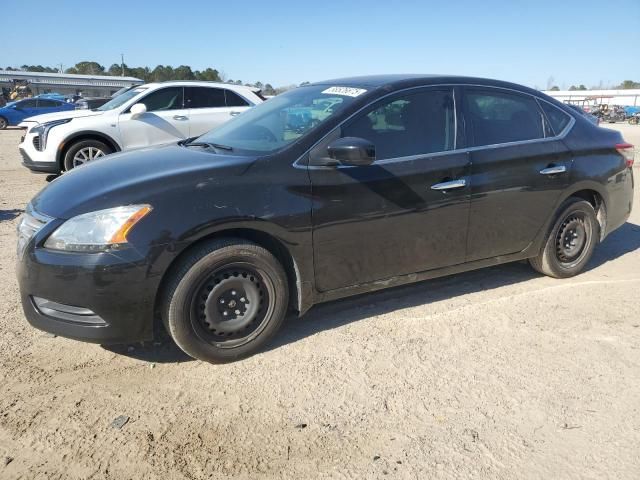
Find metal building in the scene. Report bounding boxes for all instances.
[0,70,143,98]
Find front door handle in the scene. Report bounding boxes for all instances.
[539,165,566,175]
[173,115,188,121]
[431,179,467,190]
[230,111,241,116]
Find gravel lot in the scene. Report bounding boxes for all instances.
[1,125,639,480]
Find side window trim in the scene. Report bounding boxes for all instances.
[299,83,576,170]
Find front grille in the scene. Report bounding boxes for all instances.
[32,135,42,151]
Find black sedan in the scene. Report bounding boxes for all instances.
[17,75,635,362]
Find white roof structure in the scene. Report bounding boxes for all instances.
[0,70,143,88]
[543,89,640,106]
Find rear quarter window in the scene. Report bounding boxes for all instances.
[539,101,572,136]
[225,90,250,107]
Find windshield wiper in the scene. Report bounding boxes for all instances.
[182,140,233,151]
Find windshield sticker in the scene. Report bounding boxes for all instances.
[321,86,367,97]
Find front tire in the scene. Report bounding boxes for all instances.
[63,139,112,171]
[0,116,8,130]
[529,199,599,278]
[162,239,289,363]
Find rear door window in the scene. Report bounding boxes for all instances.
[463,89,545,147]
[37,99,60,108]
[224,90,250,107]
[185,87,226,109]
[539,100,572,136]
[341,89,455,160]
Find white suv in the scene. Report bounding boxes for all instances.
[18,81,264,174]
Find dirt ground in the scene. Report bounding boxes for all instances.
[0,125,639,480]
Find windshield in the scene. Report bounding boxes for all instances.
[195,85,366,154]
[95,86,147,111]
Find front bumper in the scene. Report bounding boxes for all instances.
[20,147,59,174]
[17,244,159,344]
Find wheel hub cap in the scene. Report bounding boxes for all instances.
[195,268,267,341]
[73,147,105,167]
[556,215,587,263]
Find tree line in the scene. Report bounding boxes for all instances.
[6,63,640,93]
[547,80,640,91]
[3,62,302,96]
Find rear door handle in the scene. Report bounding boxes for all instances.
[539,165,566,175]
[173,115,188,121]
[230,111,241,116]
[431,179,467,190]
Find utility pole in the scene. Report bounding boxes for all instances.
[58,63,63,73]
[121,54,125,76]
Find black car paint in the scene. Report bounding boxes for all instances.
[17,75,634,344]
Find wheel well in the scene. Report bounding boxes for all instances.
[569,189,606,235]
[58,133,120,170]
[154,229,301,326]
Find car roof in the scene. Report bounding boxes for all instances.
[310,74,543,97]
[143,81,259,93]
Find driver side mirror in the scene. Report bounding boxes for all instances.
[130,103,147,118]
[327,137,375,166]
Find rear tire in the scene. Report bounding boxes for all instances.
[529,198,599,278]
[162,239,289,363]
[0,116,7,129]
[63,139,112,171]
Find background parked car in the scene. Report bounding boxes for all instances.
[0,98,75,129]
[18,81,264,173]
[74,97,110,110]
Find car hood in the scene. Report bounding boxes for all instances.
[19,109,104,126]
[31,144,256,219]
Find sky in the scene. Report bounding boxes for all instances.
[3,0,639,89]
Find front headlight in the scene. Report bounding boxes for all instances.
[17,206,53,257]
[31,118,72,150]
[44,205,152,252]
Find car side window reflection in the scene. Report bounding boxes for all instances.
[341,90,455,160]
[138,87,184,112]
[464,89,545,146]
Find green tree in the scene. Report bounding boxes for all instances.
[263,83,275,95]
[66,61,105,75]
[549,86,560,91]
[173,65,195,80]
[151,65,174,82]
[616,80,640,89]
[195,68,221,82]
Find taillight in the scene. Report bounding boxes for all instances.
[616,143,635,168]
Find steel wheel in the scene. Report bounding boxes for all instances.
[529,198,599,278]
[555,213,591,266]
[163,239,289,362]
[190,262,275,349]
[73,146,105,167]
